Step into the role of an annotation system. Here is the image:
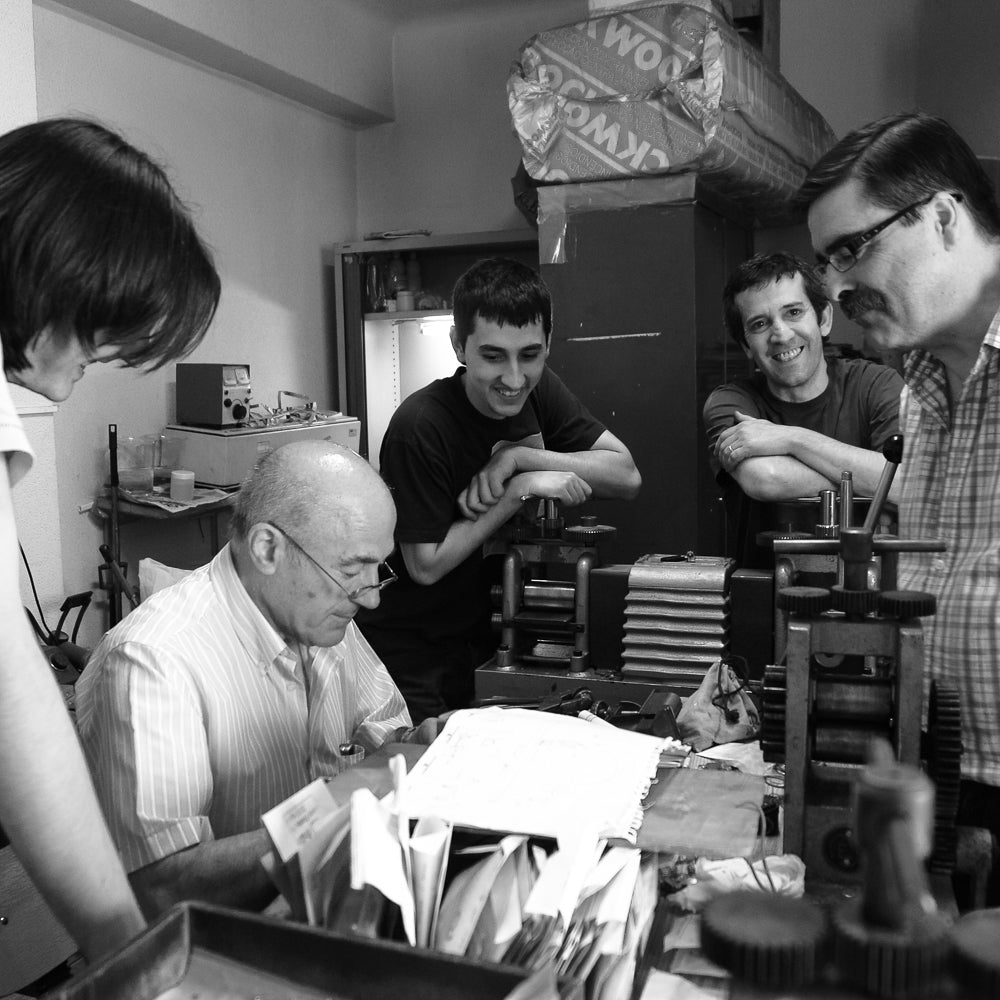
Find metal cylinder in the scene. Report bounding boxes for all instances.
[499,548,523,661]
[814,677,893,721]
[817,489,839,538]
[573,551,595,668]
[813,723,891,763]
[522,580,575,610]
[541,498,563,537]
[839,472,854,530]
[840,527,874,592]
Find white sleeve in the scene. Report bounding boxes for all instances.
[0,345,35,487]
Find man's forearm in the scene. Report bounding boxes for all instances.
[733,455,833,502]
[505,445,640,500]
[402,490,525,584]
[786,428,896,498]
[129,827,276,920]
[0,619,145,965]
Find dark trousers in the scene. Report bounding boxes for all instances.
[361,625,494,724]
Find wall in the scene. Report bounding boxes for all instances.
[355,0,586,236]
[33,3,359,645]
[915,1,1000,158]
[753,0,921,351]
[0,0,38,133]
[44,0,396,124]
[779,0,920,140]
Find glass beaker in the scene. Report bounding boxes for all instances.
[365,257,386,312]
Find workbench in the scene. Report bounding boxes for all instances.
[95,488,236,624]
[54,741,766,1000]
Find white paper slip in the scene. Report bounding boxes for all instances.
[261,778,338,863]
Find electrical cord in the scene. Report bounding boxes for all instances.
[713,654,752,725]
[20,541,53,638]
[739,799,778,893]
[20,541,92,646]
[24,606,48,644]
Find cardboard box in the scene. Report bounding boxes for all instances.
[165,415,361,488]
[508,2,837,225]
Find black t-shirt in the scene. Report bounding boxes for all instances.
[702,357,903,566]
[358,366,606,642]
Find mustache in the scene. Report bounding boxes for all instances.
[839,287,888,322]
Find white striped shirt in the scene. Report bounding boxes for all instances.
[76,545,410,872]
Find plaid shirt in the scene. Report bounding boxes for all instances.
[897,307,1000,786]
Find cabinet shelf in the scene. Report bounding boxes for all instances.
[363,309,452,322]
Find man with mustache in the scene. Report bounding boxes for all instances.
[798,111,1000,904]
[703,251,903,568]
[357,257,641,723]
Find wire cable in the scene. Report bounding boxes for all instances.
[738,799,778,893]
[23,607,48,644]
[20,541,52,636]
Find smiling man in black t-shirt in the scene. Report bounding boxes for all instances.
[358,257,641,722]
[703,251,903,566]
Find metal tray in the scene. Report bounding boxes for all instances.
[51,902,532,1000]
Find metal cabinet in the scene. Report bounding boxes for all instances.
[325,230,538,461]
[540,190,752,563]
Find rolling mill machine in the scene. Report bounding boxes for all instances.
[758,436,962,886]
[473,496,735,727]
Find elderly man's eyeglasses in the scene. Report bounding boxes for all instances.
[268,522,397,601]
[815,194,937,274]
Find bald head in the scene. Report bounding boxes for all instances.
[232,440,392,542]
[230,441,397,647]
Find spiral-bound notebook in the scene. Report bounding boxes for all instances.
[400,707,665,843]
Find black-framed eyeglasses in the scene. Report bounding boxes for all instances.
[267,522,397,601]
[815,194,937,274]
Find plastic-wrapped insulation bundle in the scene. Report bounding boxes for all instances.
[508,2,837,226]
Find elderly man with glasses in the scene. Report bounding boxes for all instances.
[77,441,437,918]
[799,111,1000,906]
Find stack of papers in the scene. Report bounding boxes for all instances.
[260,779,352,927]
[433,830,657,995]
[400,707,669,843]
[257,707,671,1000]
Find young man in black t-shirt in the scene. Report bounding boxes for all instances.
[358,258,641,722]
[703,251,902,566]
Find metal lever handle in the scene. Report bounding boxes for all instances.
[863,434,904,534]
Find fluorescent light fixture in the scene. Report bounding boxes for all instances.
[418,315,453,336]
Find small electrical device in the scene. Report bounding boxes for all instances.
[176,363,253,428]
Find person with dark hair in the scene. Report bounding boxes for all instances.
[0,117,220,964]
[358,257,641,722]
[77,442,433,919]
[703,251,902,567]
[799,111,1000,903]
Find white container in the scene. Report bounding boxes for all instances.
[170,469,195,502]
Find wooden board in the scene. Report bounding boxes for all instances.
[636,767,764,858]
